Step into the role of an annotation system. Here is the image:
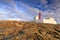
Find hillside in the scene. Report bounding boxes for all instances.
[0,20,60,40]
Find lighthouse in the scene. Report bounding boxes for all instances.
[39,12,41,20]
[34,12,41,21]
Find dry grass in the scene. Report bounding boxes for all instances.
[0,20,60,40]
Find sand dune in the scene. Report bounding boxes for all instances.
[0,20,60,40]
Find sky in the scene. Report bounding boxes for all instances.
[0,0,60,24]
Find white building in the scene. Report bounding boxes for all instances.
[43,17,57,24]
[35,16,39,20]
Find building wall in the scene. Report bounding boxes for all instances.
[43,17,57,24]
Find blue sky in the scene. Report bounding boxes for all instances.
[0,0,60,24]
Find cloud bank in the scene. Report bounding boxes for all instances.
[0,0,60,23]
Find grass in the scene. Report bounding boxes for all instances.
[0,20,60,40]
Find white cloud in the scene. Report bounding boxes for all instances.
[0,0,41,21]
[40,0,48,5]
[15,1,42,19]
[0,0,60,23]
[0,0,15,7]
[38,0,60,24]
